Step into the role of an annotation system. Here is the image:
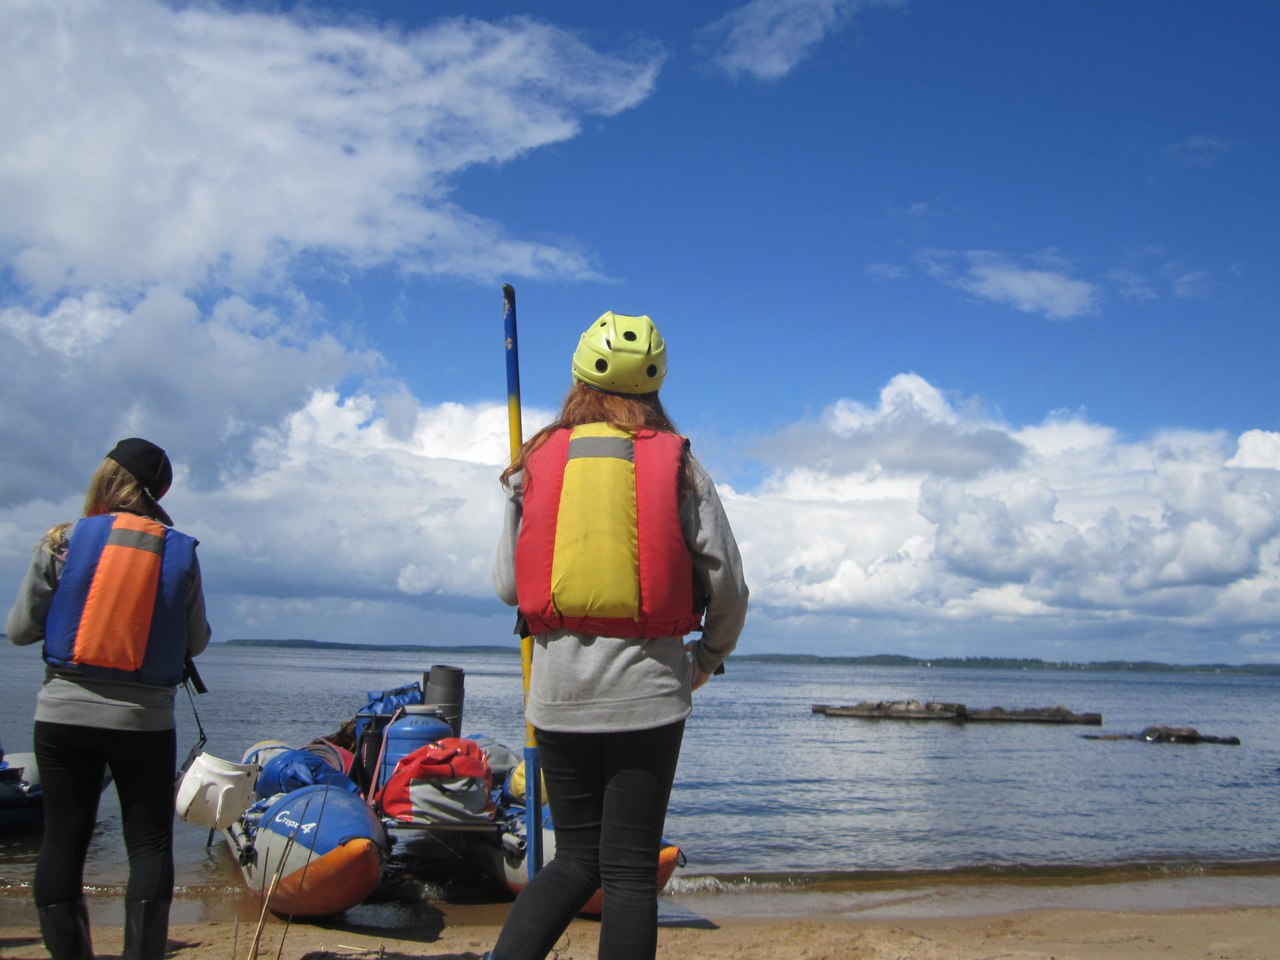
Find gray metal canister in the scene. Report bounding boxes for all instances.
[423,665,465,737]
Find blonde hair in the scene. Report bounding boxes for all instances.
[82,458,155,518]
[41,459,161,556]
[501,382,690,495]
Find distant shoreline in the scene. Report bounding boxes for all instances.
[218,637,1280,675]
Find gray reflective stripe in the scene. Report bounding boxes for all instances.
[567,436,634,462]
[106,527,164,555]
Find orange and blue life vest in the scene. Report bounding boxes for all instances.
[515,424,703,639]
[43,513,197,686]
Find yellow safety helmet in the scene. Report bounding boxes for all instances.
[571,312,667,395]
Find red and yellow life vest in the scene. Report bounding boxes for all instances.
[43,513,197,686]
[515,424,703,638]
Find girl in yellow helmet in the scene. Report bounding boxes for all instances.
[487,314,749,960]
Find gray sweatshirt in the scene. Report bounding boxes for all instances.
[6,521,212,731]
[494,452,748,733]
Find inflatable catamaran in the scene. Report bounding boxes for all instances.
[0,749,43,836]
[192,666,682,918]
[2,744,111,837]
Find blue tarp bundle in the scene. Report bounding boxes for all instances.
[256,749,359,799]
[354,682,424,738]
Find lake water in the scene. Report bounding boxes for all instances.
[3,642,1279,905]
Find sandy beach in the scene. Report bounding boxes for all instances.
[2,876,1278,960]
[2,905,1278,960]
[2,909,1279,960]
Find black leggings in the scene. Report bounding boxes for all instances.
[33,721,176,907]
[492,720,685,960]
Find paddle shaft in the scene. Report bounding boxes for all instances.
[503,284,544,880]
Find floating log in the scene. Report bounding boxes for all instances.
[813,699,964,720]
[811,700,1102,725]
[1082,725,1240,745]
[967,705,1102,725]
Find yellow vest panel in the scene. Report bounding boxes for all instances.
[550,424,641,620]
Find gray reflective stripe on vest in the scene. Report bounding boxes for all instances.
[106,526,165,554]
[567,436,635,462]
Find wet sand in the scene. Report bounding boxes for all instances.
[2,874,1278,960]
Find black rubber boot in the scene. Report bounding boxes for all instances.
[122,900,170,960]
[37,898,94,960]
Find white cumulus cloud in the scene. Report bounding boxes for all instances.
[0,0,662,294]
[698,0,905,81]
[3,367,1277,663]
[1228,430,1280,470]
[738,385,1280,661]
[0,0,663,513]
[917,250,1101,320]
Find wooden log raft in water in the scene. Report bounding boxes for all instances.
[812,700,964,720]
[967,705,1103,724]
[1082,725,1241,745]
[811,700,1102,725]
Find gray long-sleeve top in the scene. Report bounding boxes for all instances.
[494,452,748,733]
[7,520,212,731]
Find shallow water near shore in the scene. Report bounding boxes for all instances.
[3,642,1278,914]
[3,864,1279,928]
[667,860,1280,919]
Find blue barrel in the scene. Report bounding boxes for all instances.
[379,706,451,789]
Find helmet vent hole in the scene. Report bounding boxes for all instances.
[595,359,609,373]
[646,364,658,378]
[623,330,637,341]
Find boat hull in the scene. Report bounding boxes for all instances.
[1,752,114,837]
[226,785,386,917]
[0,752,42,836]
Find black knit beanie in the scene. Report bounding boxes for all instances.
[106,438,173,500]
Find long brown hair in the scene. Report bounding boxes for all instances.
[501,382,684,489]
[42,459,165,555]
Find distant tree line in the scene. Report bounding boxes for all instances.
[733,652,1280,674]
[219,638,1280,675]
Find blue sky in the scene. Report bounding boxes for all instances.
[2,0,1278,664]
